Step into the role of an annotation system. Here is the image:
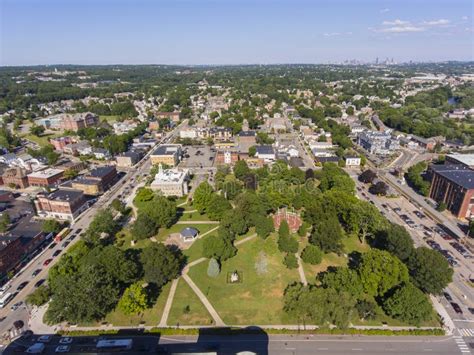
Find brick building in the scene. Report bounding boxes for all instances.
[27,168,64,187]
[50,136,74,151]
[429,164,474,219]
[71,166,117,195]
[2,168,29,189]
[150,145,182,166]
[59,112,99,131]
[35,189,88,221]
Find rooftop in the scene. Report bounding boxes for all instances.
[152,144,181,156]
[152,166,188,184]
[238,131,256,137]
[27,168,64,179]
[431,164,474,190]
[42,189,84,202]
[447,154,474,168]
[89,165,115,178]
[256,145,275,155]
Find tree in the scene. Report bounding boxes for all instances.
[356,299,377,320]
[359,170,377,184]
[83,209,117,246]
[45,265,121,324]
[320,267,363,299]
[383,283,433,325]
[41,219,61,234]
[348,201,383,244]
[300,245,322,265]
[437,202,447,212]
[63,168,78,180]
[206,194,232,221]
[117,282,149,315]
[140,244,183,287]
[0,213,10,233]
[139,194,177,228]
[255,216,274,239]
[278,220,290,238]
[30,125,45,136]
[369,181,389,196]
[283,253,299,269]
[309,215,343,253]
[207,258,220,277]
[131,213,158,240]
[202,235,237,261]
[358,249,409,297]
[248,146,257,157]
[192,182,214,214]
[234,160,251,181]
[407,247,453,294]
[26,286,51,306]
[305,169,315,181]
[374,223,414,262]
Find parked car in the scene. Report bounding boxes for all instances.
[59,337,73,344]
[55,345,70,353]
[43,258,53,266]
[34,279,45,288]
[443,292,453,301]
[37,335,52,343]
[10,302,23,311]
[52,249,62,258]
[48,243,57,249]
[32,269,42,277]
[451,302,463,314]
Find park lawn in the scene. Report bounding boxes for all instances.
[22,133,61,147]
[177,210,212,222]
[342,236,371,254]
[155,223,218,242]
[187,235,300,325]
[100,115,121,123]
[104,282,171,326]
[183,227,220,263]
[167,278,213,326]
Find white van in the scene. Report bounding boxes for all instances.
[26,343,45,353]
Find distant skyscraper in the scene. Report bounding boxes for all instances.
[375,57,379,65]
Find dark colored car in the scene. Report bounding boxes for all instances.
[468,308,474,315]
[34,279,45,288]
[48,242,57,249]
[443,292,453,301]
[16,281,29,291]
[451,302,463,314]
[32,269,42,277]
[52,249,62,258]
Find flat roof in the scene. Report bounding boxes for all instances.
[27,168,64,179]
[89,166,115,178]
[431,164,474,190]
[447,154,474,167]
[43,189,84,202]
[152,144,181,156]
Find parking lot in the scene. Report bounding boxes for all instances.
[179,146,216,169]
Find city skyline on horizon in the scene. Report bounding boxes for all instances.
[1,0,473,66]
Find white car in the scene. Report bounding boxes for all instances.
[37,335,52,343]
[55,345,70,353]
[59,337,73,344]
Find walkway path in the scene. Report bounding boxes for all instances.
[182,273,225,326]
[176,220,219,225]
[158,278,179,327]
[296,253,308,286]
[196,226,219,239]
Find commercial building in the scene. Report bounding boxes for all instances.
[27,168,64,187]
[34,189,88,221]
[150,144,182,166]
[345,156,362,167]
[50,136,74,151]
[2,168,29,189]
[156,111,180,123]
[59,112,99,131]
[255,145,276,163]
[150,164,189,197]
[429,164,474,219]
[445,154,474,169]
[116,151,143,168]
[215,150,239,165]
[357,131,400,155]
[71,166,117,195]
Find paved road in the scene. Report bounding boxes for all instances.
[0,120,188,341]
[3,333,467,354]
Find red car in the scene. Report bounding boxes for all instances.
[43,258,53,266]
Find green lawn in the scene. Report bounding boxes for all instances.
[78,282,171,327]
[177,210,212,222]
[22,133,61,147]
[100,115,121,123]
[167,278,213,326]
[187,235,300,325]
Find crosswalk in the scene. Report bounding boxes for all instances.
[459,329,474,337]
[8,328,22,339]
[454,335,472,354]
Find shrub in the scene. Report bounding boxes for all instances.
[301,245,322,265]
[207,258,220,278]
[283,254,298,269]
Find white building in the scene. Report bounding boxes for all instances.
[150,164,189,197]
[345,156,361,167]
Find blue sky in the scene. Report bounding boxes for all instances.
[0,0,472,65]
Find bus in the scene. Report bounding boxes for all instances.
[54,228,70,243]
[96,339,133,351]
[0,292,14,308]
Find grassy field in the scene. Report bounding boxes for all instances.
[187,235,300,325]
[167,279,213,326]
[177,210,212,222]
[99,115,121,123]
[22,133,61,147]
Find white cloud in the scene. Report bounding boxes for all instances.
[382,19,410,26]
[323,32,353,37]
[422,19,450,26]
[380,8,390,13]
[380,26,425,33]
